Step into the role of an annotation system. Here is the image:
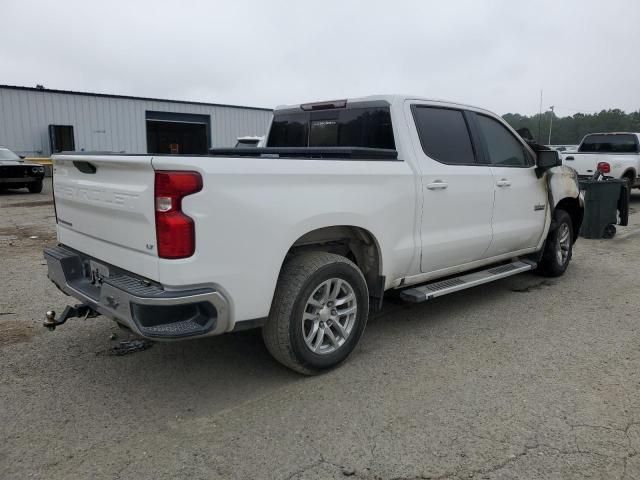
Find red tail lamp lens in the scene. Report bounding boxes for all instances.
[154,171,202,259]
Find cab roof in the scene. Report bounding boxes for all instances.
[274,94,497,117]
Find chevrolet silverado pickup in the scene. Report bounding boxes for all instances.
[563,132,640,187]
[44,95,583,374]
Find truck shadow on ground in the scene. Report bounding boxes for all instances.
[35,272,536,421]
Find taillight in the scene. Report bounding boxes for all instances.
[154,171,202,259]
[597,162,611,174]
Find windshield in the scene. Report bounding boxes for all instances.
[0,148,21,161]
[579,134,639,153]
[267,106,395,149]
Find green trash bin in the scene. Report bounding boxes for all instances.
[578,179,623,239]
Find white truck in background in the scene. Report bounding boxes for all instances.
[563,133,640,188]
[44,95,583,374]
[234,136,265,148]
[549,145,578,154]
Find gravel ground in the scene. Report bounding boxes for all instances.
[2,179,640,479]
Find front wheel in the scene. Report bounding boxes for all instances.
[28,181,43,193]
[536,209,574,277]
[262,252,369,375]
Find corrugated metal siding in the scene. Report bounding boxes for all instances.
[0,87,272,156]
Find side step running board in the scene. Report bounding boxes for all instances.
[400,260,536,303]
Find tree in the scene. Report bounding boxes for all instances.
[502,109,640,145]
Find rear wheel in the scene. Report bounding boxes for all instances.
[603,224,617,239]
[536,209,573,277]
[262,252,369,375]
[28,181,43,193]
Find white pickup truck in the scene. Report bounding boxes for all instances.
[44,95,583,374]
[563,132,640,187]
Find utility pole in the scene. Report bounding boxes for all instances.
[548,105,554,145]
[537,90,543,143]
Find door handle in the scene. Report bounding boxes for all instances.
[565,156,574,161]
[496,179,511,187]
[426,181,448,190]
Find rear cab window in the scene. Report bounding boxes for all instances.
[579,134,639,153]
[267,105,395,149]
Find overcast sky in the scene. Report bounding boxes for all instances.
[2,0,639,116]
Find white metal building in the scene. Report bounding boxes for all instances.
[0,85,273,157]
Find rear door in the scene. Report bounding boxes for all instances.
[53,154,159,278]
[407,102,495,273]
[470,113,547,257]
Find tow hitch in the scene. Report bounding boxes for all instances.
[43,304,100,331]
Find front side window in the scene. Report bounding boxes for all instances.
[476,115,529,167]
[411,106,476,165]
[267,107,395,149]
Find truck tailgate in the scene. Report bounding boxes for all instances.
[563,153,604,176]
[564,152,637,177]
[52,154,159,280]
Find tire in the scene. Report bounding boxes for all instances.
[536,209,574,277]
[262,252,369,375]
[28,181,43,193]
[622,174,634,188]
[618,183,630,226]
[603,224,617,239]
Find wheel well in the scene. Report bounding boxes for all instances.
[622,169,636,182]
[284,226,383,300]
[555,197,583,240]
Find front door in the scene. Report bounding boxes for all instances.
[407,103,495,274]
[471,113,547,256]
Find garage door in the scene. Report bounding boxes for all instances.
[146,111,211,154]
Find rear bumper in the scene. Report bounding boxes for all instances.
[44,245,230,340]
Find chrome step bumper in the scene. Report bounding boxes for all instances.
[44,245,230,339]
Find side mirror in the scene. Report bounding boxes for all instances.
[19,155,25,159]
[535,150,561,178]
[537,150,561,168]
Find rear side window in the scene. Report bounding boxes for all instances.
[412,106,476,165]
[476,114,529,167]
[579,134,639,153]
[267,107,395,149]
